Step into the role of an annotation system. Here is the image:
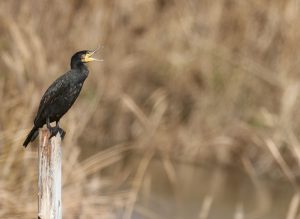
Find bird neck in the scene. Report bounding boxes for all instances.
[70,61,87,71]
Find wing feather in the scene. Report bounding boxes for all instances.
[34,73,70,124]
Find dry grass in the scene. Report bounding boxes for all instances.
[1,0,300,218]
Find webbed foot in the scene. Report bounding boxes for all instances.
[48,126,65,140]
[46,118,66,140]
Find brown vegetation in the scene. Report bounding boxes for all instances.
[1,0,300,218]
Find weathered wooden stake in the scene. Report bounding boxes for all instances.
[38,128,62,219]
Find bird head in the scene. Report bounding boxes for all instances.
[81,47,102,63]
[71,47,102,69]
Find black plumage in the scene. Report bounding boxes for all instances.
[23,49,100,147]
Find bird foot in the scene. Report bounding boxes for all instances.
[48,126,66,140]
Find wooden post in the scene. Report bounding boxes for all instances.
[38,128,62,219]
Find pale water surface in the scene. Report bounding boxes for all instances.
[129,159,295,219]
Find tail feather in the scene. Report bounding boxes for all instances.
[23,126,39,148]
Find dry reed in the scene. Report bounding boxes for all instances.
[1,0,300,218]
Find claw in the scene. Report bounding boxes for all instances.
[48,126,58,139]
[48,127,66,140]
[46,118,66,140]
[58,127,66,140]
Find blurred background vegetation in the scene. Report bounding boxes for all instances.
[2,0,300,218]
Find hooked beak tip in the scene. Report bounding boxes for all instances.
[94,58,104,62]
[86,46,103,62]
[90,45,101,55]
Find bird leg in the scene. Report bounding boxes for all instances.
[47,117,57,139]
[47,118,65,140]
[56,121,66,140]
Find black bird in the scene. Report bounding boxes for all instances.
[23,49,100,147]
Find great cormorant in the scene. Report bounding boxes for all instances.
[23,49,100,147]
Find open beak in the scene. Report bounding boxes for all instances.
[84,46,103,62]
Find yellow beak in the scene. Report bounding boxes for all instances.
[83,47,103,62]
